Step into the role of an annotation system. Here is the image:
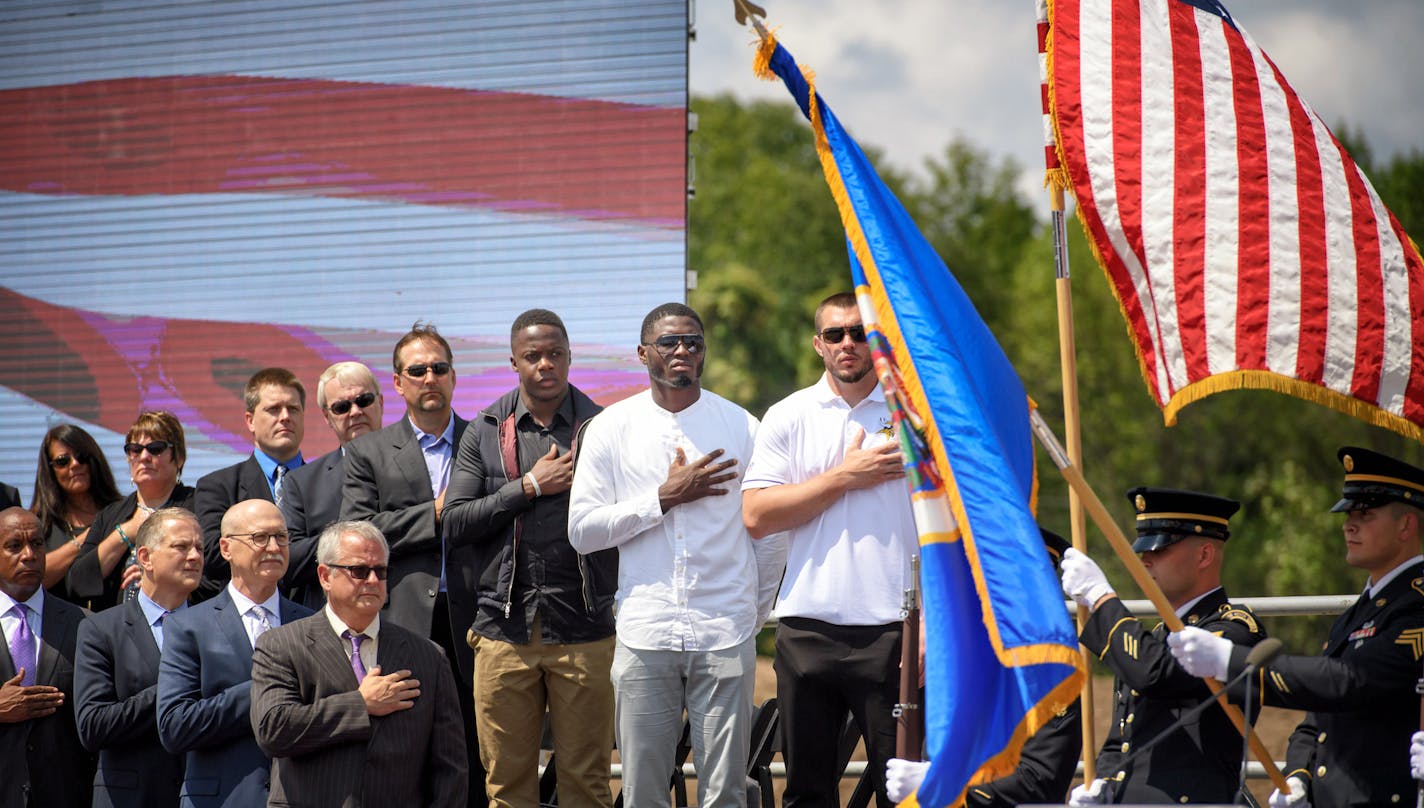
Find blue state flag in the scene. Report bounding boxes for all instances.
[754,35,1085,807]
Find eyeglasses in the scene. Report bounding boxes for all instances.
[224,531,291,548]
[124,440,172,457]
[643,334,705,355]
[327,391,377,415]
[49,453,90,469]
[402,362,452,379]
[817,325,867,344]
[327,563,389,581]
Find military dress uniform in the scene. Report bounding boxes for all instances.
[1220,447,1424,807]
[1081,487,1267,804]
[1084,588,1265,803]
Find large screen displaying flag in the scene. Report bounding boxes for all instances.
[0,0,687,499]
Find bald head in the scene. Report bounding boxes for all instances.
[0,507,45,601]
[218,499,290,601]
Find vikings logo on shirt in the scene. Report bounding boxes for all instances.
[876,417,894,438]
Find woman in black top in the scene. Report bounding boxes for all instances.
[30,424,122,603]
[68,410,195,611]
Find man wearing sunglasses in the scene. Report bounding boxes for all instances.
[341,321,482,804]
[443,309,615,808]
[741,292,917,808]
[569,302,784,808]
[251,520,467,807]
[280,362,385,609]
[196,367,308,592]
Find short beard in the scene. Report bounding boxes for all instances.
[829,363,872,385]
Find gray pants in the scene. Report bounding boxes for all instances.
[611,639,756,808]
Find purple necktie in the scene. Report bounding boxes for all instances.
[343,630,368,683]
[8,604,36,686]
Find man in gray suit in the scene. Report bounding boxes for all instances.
[281,361,385,608]
[340,321,481,802]
[0,506,94,807]
[251,520,467,807]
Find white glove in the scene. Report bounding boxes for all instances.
[1267,775,1308,808]
[1060,548,1115,609]
[1411,730,1424,780]
[1068,778,1110,806]
[885,758,929,803]
[1167,625,1232,680]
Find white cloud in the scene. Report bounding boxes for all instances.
[691,0,1423,200]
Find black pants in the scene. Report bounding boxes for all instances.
[434,592,488,808]
[776,617,902,808]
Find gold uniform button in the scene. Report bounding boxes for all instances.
[1126,713,1135,723]
[1317,733,1326,742]
[1179,798,1189,804]
[1391,796,1401,804]
[1317,766,1326,777]
[1121,742,1130,754]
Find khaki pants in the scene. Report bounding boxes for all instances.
[469,619,616,808]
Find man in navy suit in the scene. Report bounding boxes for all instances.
[157,499,312,808]
[195,368,307,593]
[76,506,204,808]
[341,322,481,804]
[281,361,384,609]
[0,506,94,808]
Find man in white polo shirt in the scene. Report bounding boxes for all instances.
[741,292,917,808]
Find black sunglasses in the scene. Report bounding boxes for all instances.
[643,334,705,355]
[124,440,172,457]
[49,453,90,470]
[327,391,377,415]
[818,325,868,344]
[328,563,390,581]
[403,362,452,379]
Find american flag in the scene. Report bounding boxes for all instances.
[1045,0,1424,439]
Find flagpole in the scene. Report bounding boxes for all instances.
[1038,0,1098,781]
[1028,409,1290,792]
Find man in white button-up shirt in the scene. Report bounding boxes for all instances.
[569,303,783,808]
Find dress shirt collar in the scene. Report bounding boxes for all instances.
[227,582,281,621]
[253,448,304,489]
[323,604,381,642]
[1368,554,1424,598]
[410,413,456,447]
[0,587,43,625]
[515,390,574,429]
[1175,586,1222,620]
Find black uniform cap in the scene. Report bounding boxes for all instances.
[1330,446,1424,513]
[1127,487,1240,553]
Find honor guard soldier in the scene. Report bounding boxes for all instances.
[1062,488,1267,804]
[1173,447,1424,808]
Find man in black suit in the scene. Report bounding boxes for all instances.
[157,499,313,808]
[75,506,203,808]
[195,368,307,593]
[1173,447,1424,808]
[341,322,481,803]
[0,482,20,510]
[0,506,94,807]
[251,520,467,807]
[281,362,385,608]
[1061,487,1266,805]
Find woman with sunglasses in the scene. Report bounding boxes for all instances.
[68,411,196,611]
[30,424,123,603]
